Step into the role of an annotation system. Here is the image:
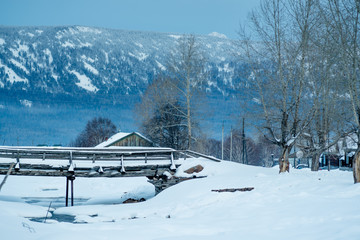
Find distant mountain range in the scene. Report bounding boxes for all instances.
[0,26,246,104]
[0,26,247,146]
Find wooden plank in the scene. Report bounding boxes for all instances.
[0,148,175,160]
[0,161,180,178]
[0,167,178,178]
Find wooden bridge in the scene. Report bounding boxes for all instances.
[0,146,187,177]
[0,146,220,206]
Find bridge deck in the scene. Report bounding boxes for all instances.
[0,146,184,178]
[0,146,220,206]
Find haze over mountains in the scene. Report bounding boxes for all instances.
[0,26,247,146]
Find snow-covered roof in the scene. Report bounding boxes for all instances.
[336,133,358,155]
[95,132,152,148]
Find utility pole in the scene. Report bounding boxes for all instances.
[221,121,224,160]
[242,118,247,164]
[230,126,233,162]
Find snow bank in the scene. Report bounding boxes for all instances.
[0,158,359,240]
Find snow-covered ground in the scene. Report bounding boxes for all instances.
[1,158,359,240]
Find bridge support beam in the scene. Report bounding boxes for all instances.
[65,175,75,207]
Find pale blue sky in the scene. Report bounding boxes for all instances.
[0,0,260,39]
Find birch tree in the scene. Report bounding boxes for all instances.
[166,35,207,150]
[239,0,316,172]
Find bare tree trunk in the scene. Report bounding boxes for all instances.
[279,145,290,173]
[187,94,192,150]
[354,126,360,183]
[311,152,320,171]
[353,149,360,183]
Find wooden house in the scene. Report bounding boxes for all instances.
[95,132,154,148]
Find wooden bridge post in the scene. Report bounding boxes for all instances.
[70,175,75,206]
[15,151,20,171]
[69,151,73,165]
[65,175,76,207]
[170,152,176,170]
[68,151,75,173]
[120,155,126,173]
[65,177,69,207]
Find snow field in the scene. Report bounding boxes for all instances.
[0,158,359,240]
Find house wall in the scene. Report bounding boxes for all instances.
[111,134,153,147]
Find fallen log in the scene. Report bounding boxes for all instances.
[211,187,254,193]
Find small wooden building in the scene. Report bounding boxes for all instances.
[95,132,154,148]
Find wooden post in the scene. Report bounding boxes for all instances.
[69,151,73,165]
[92,154,96,163]
[15,151,20,171]
[68,163,75,173]
[14,162,20,171]
[66,175,75,207]
[67,150,75,173]
[145,153,148,164]
[120,155,125,173]
[65,177,69,207]
[170,152,176,170]
[70,175,75,206]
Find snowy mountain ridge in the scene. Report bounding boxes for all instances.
[0,26,243,104]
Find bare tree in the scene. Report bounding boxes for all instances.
[136,35,207,151]
[71,117,117,147]
[222,130,280,166]
[326,0,360,182]
[288,0,352,171]
[136,74,188,149]
[239,0,316,172]
[166,34,207,150]
[223,129,258,165]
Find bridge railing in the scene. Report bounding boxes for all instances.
[0,146,221,177]
[0,146,178,174]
